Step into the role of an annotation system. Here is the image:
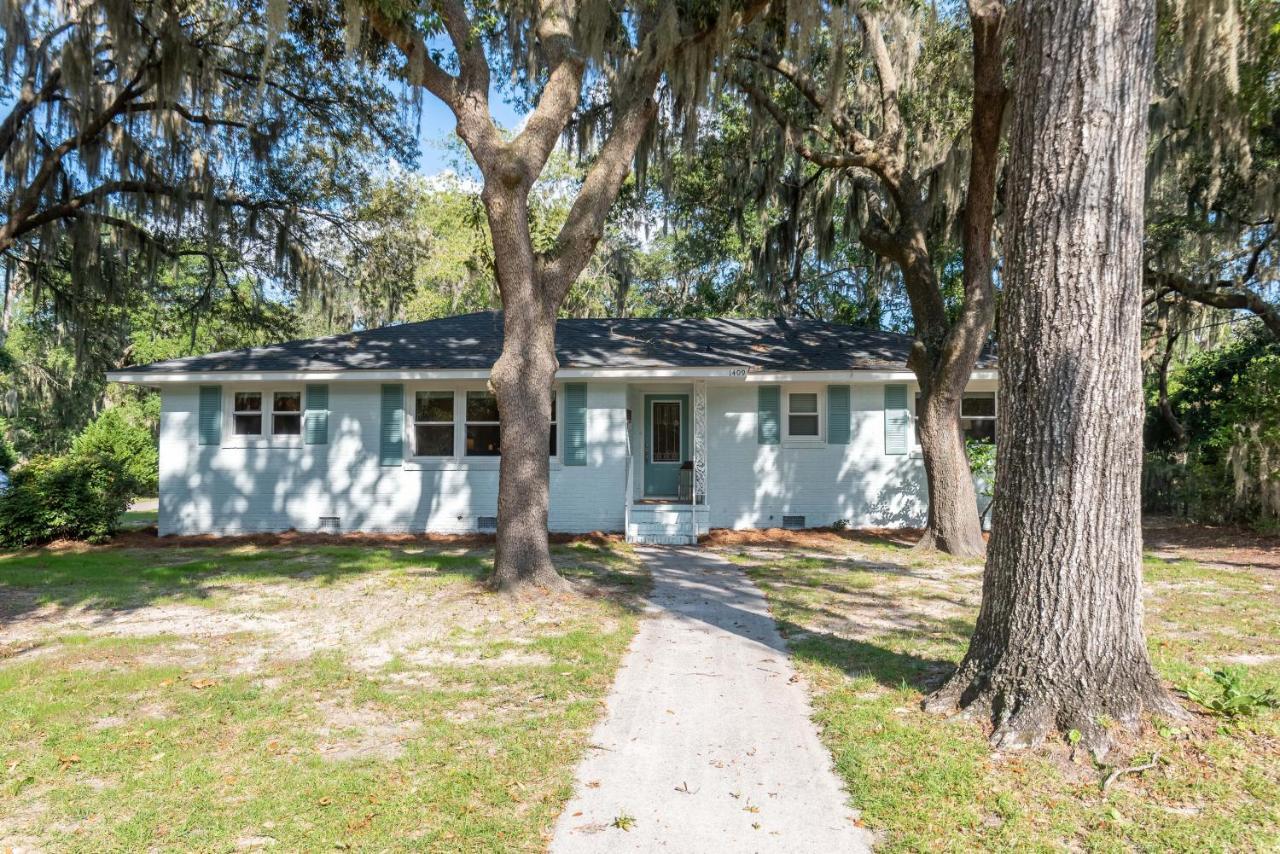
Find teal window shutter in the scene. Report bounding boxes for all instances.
[884,384,909,455]
[380,384,404,465]
[827,385,850,444]
[757,385,780,444]
[564,383,587,466]
[305,384,329,445]
[198,386,221,445]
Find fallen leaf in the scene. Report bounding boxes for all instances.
[189,678,218,690]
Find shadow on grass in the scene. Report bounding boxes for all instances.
[630,545,970,694]
[732,549,975,692]
[0,545,490,624]
[0,540,647,629]
[777,620,968,692]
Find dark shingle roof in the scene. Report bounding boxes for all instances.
[121,312,994,374]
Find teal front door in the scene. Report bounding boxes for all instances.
[643,394,689,498]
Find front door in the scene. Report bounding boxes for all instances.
[643,395,689,498]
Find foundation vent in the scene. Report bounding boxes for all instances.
[781,515,805,530]
[477,516,498,531]
[318,516,340,532]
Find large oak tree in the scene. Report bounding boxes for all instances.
[924,0,1185,753]
[359,0,771,591]
[733,0,1007,557]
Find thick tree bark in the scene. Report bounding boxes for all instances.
[914,385,987,556]
[924,0,1184,753]
[482,179,569,593]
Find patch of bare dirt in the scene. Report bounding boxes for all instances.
[1143,518,1280,571]
[701,526,924,550]
[0,548,634,702]
[313,700,423,762]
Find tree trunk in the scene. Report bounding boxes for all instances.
[914,384,987,557]
[898,242,987,559]
[484,184,569,594]
[924,0,1184,754]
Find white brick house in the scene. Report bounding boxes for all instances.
[108,312,996,544]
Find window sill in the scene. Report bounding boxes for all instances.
[221,437,303,449]
[782,438,826,449]
[404,458,563,472]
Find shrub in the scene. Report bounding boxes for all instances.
[70,396,159,495]
[0,452,134,546]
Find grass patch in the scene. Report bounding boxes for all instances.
[0,541,645,851]
[730,539,1280,852]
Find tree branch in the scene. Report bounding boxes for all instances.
[360,2,460,108]
[1154,272,1280,337]
[855,7,903,157]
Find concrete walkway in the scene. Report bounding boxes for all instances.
[550,547,871,853]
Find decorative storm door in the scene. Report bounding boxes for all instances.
[643,395,688,498]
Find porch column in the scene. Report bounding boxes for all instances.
[693,380,707,505]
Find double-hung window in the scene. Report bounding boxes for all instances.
[913,391,998,444]
[465,391,501,456]
[414,391,455,456]
[233,392,263,436]
[232,390,301,438]
[548,393,558,456]
[785,391,821,439]
[272,391,302,435]
[960,392,996,443]
[408,387,560,459]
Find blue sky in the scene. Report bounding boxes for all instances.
[413,83,526,176]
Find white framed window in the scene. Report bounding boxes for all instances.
[784,389,823,442]
[548,391,558,457]
[227,387,302,445]
[960,392,996,443]
[233,391,264,436]
[465,390,501,457]
[404,385,561,463]
[913,391,998,444]
[271,391,302,436]
[413,390,455,457]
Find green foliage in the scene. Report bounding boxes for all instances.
[966,439,996,522]
[0,395,157,546]
[0,451,135,547]
[1183,668,1280,720]
[1145,324,1280,527]
[1,256,295,460]
[71,397,160,496]
[0,416,16,473]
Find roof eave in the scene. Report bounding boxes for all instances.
[107,366,997,384]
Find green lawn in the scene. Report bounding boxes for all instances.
[720,539,1280,852]
[0,540,646,852]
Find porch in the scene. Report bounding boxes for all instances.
[623,381,710,545]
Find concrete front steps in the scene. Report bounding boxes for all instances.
[625,504,708,545]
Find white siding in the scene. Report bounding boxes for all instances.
[160,381,628,535]
[160,376,981,536]
[705,384,928,529]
